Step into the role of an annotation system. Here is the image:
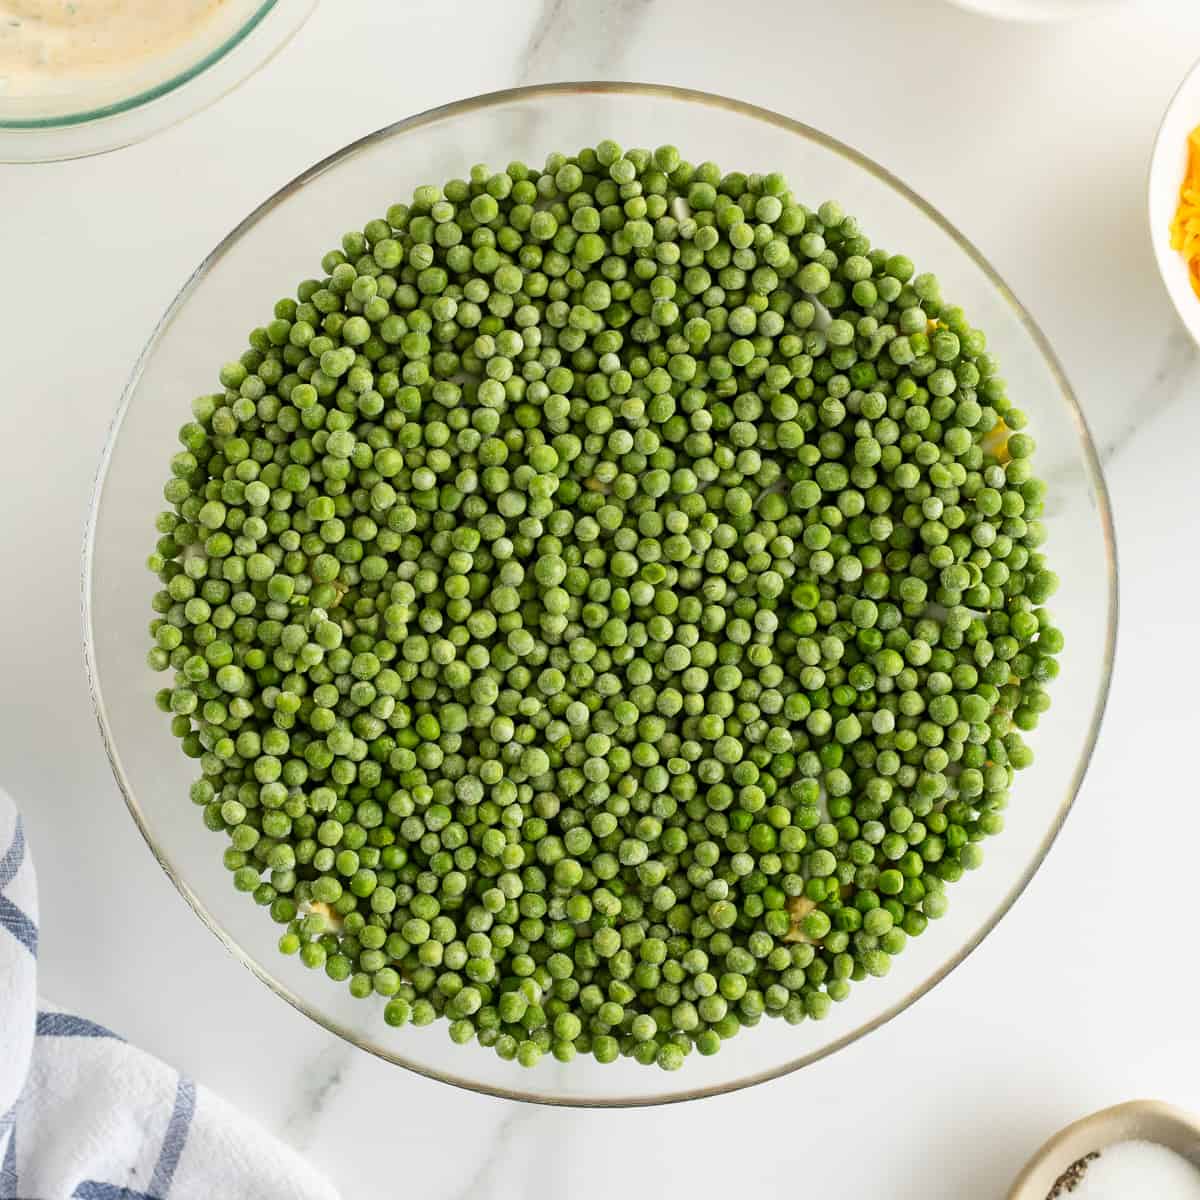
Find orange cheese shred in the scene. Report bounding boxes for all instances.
[1169,125,1200,300]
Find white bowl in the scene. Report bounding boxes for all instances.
[1150,54,1200,346]
[944,0,1126,21]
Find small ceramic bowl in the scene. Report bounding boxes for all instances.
[1149,53,1200,346]
[1007,1100,1200,1200]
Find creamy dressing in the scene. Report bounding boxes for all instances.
[0,0,228,95]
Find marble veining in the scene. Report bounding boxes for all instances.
[1097,325,1199,464]
[282,1043,354,1143]
[446,1106,543,1200]
[516,0,653,82]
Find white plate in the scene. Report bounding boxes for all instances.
[1149,54,1200,347]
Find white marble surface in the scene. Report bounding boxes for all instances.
[3,0,1200,1195]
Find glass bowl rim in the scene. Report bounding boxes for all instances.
[82,80,1119,1108]
[0,0,279,131]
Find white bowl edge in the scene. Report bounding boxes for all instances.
[944,0,1127,22]
[1149,53,1200,346]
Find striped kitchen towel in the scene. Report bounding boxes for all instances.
[0,790,339,1200]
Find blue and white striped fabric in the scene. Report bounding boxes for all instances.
[0,791,339,1200]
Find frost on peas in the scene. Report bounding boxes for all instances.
[148,141,1062,1071]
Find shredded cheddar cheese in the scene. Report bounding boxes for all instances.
[981,418,1012,465]
[1170,125,1200,300]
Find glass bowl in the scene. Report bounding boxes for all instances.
[0,0,313,163]
[83,82,1117,1106]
